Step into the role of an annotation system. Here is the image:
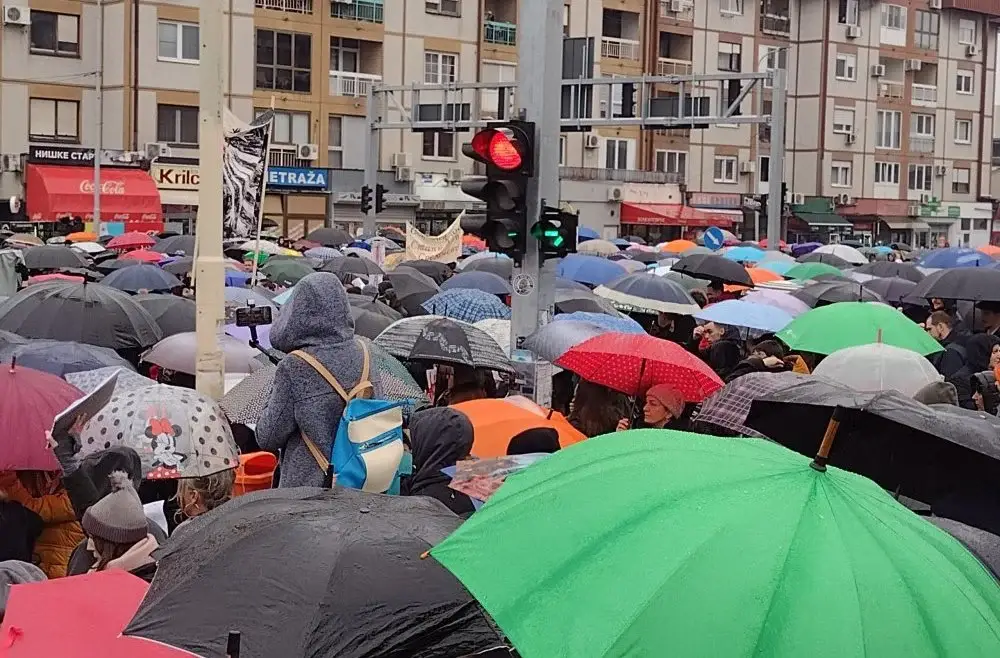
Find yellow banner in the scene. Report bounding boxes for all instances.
[404,213,464,263]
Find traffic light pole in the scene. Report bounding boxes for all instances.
[766,68,786,251]
[363,92,379,237]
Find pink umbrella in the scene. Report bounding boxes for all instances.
[107,232,156,250]
[741,289,811,317]
[119,249,165,264]
[26,273,85,286]
[0,363,82,470]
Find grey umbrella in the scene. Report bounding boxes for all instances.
[522,320,608,363]
[460,257,514,279]
[594,272,700,315]
[374,316,514,373]
[102,264,183,293]
[305,226,353,246]
[151,234,195,256]
[22,245,90,270]
[134,293,197,337]
[347,293,402,320]
[928,516,1000,580]
[441,271,513,296]
[554,288,618,315]
[791,280,885,307]
[321,257,385,277]
[351,306,393,339]
[0,339,135,376]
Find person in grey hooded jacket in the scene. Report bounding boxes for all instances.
[256,272,378,488]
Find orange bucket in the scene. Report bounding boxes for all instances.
[233,452,277,496]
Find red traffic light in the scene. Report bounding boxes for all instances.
[469,128,524,171]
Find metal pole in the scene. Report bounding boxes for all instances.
[93,0,103,227]
[362,87,379,237]
[766,67,786,251]
[193,0,226,399]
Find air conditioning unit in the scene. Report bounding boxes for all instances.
[739,161,756,174]
[791,193,805,205]
[669,0,686,11]
[908,204,921,216]
[394,166,413,182]
[870,64,886,77]
[929,0,942,8]
[607,187,623,202]
[904,59,923,72]
[584,134,600,149]
[297,143,319,160]
[845,132,857,145]
[1,154,21,172]
[144,142,171,159]
[391,152,411,168]
[846,25,862,39]
[834,193,853,206]
[966,44,980,57]
[934,164,948,176]
[920,193,933,204]
[3,5,29,26]
[447,167,464,182]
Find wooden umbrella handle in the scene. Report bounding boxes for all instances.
[810,406,845,472]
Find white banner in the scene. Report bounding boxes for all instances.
[404,213,464,263]
[222,109,273,239]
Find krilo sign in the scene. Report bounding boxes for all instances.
[151,164,200,190]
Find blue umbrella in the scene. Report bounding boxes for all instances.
[102,264,182,293]
[272,288,293,305]
[552,311,645,334]
[757,260,794,276]
[225,270,252,288]
[873,245,893,255]
[347,240,372,251]
[422,289,511,323]
[577,227,600,242]
[557,254,628,286]
[441,271,513,296]
[0,339,135,377]
[723,246,766,263]
[918,248,994,269]
[612,238,632,248]
[693,299,794,333]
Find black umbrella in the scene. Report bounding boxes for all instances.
[305,226,353,247]
[102,264,183,293]
[796,252,852,268]
[461,257,514,279]
[399,260,453,285]
[22,245,89,270]
[854,261,925,283]
[0,282,162,349]
[374,316,514,372]
[387,267,440,300]
[442,271,513,296]
[150,234,195,256]
[928,516,1000,579]
[907,267,1000,302]
[321,257,385,278]
[0,329,27,350]
[350,306,393,339]
[861,277,918,305]
[347,293,402,321]
[95,258,143,274]
[790,280,885,307]
[623,250,660,265]
[134,293,197,337]
[622,235,646,245]
[670,253,753,286]
[554,288,618,315]
[593,272,700,315]
[124,488,508,658]
[0,339,135,376]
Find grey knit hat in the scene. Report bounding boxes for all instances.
[82,471,148,544]
[0,560,46,615]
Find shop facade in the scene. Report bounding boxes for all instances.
[837,198,993,249]
[618,186,737,243]
[263,166,331,240]
[150,160,199,234]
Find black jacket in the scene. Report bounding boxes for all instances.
[401,408,476,517]
[932,331,969,379]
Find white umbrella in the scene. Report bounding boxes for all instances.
[474,318,511,356]
[69,241,107,255]
[238,240,285,255]
[142,332,264,376]
[758,250,796,264]
[813,244,867,265]
[577,239,620,257]
[812,342,942,397]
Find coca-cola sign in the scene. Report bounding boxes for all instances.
[79,180,126,195]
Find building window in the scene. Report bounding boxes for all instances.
[834,53,856,81]
[761,46,786,88]
[29,12,79,57]
[260,109,310,144]
[875,110,901,149]
[881,4,905,30]
[424,51,457,84]
[914,11,938,50]
[952,168,971,194]
[961,218,971,231]
[874,161,900,184]
[606,139,630,170]
[559,135,567,165]
[713,156,738,183]
[759,156,770,183]
[832,107,855,134]
[956,71,974,95]
[720,0,743,14]
[908,164,933,191]
[328,116,343,168]
[837,0,858,25]
[718,42,741,72]
[255,29,312,93]
[563,5,570,37]
[156,105,198,145]
[426,0,461,16]
[975,218,988,231]
[158,21,199,63]
[912,113,934,137]
[955,119,972,144]
[958,18,977,45]
[830,161,852,188]
[423,131,456,159]
[655,150,687,177]
[29,98,79,143]
[330,37,360,73]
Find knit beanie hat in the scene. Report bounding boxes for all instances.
[0,560,46,616]
[645,384,685,419]
[82,471,148,544]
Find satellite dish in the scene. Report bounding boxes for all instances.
[9,196,21,214]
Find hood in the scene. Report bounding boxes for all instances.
[965,334,1000,372]
[270,272,355,352]
[78,446,143,496]
[913,381,959,406]
[403,407,474,496]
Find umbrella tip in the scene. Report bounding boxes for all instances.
[419,550,430,560]
[8,355,14,372]
[876,328,883,344]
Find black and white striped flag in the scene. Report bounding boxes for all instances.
[222,109,273,239]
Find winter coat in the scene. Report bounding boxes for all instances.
[401,408,476,517]
[0,501,42,564]
[947,334,1000,410]
[257,273,379,488]
[0,472,84,579]
[931,331,969,379]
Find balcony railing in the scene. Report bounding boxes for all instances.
[484,20,517,46]
[657,57,692,76]
[760,14,791,35]
[601,36,641,61]
[269,148,311,168]
[330,0,384,23]
[329,71,382,97]
[559,167,677,184]
[659,0,693,21]
[878,80,904,99]
[654,127,692,137]
[911,83,937,106]
[256,0,312,12]
[909,135,935,153]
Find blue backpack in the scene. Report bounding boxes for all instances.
[293,342,405,493]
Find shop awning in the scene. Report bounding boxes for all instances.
[881,218,930,230]
[794,213,852,227]
[25,164,162,232]
[620,203,735,228]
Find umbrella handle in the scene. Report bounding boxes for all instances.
[226,631,241,658]
[810,406,845,472]
[628,359,648,424]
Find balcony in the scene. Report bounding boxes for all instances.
[269,148,311,168]
[911,83,937,107]
[760,14,790,35]
[484,21,517,46]
[330,0,383,23]
[909,135,935,153]
[878,80,904,99]
[256,0,312,12]
[559,167,678,184]
[601,37,641,61]
[659,0,693,21]
[329,71,382,97]
[657,57,692,76]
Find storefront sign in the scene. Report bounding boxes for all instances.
[152,164,200,190]
[267,167,329,190]
[687,192,742,209]
[27,146,145,168]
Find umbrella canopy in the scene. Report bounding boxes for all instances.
[624,249,661,264]
[69,241,108,255]
[854,260,925,282]
[553,311,645,333]
[397,259,452,283]
[908,267,1000,302]
[441,270,513,296]
[303,246,342,260]
[452,398,586,456]
[387,266,440,301]
[796,252,853,268]
[65,231,97,242]
[577,226,600,241]
[22,245,90,270]
[576,238,620,257]
[218,364,277,425]
[460,256,514,279]
[651,268,712,291]
[107,232,156,250]
[431,430,1000,658]
[260,259,315,286]
[124,488,506,658]
[694,299,794,333]
[0,364,82,470]
[161,256,245,276]
[556,332,723,400]
[102,264,182,293]
[142,332,262,376]
[223,287,277,309]
[756,260,795,276]
[375,316,514,373]
[861,276,919,304]
[594,273,700,316]
[347,293,401,320]
[723,246,766,263]
[785,262,847,280]
[777,302,942,355]
[556,253,628,286]
[671,253,754,286]
[812,243,867,265]
[929,517,1000,580]
[422,289,511,323]
[79,383,238,479]
[65,366,155,396]
[813,342,943,396]
[238,239,285,255]
[739,289,810,317]
[523,320,613,363]
[0,282,162,350]
[132,293,196,337]
[150,234,195,256]
[0,339,134,377]
[350,305,394,339]
[553,287,619,315]
[791,280,884,307]
[790,241,822,256]
[320,257,385,278]
[119,249,165,264]
[473,318,511,356]
[919,247,994,269]
[660,239,698,253]
[305,226,353,246]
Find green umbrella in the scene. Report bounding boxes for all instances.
[243,250,269,266]
[260,259,315,286]
[431,431,1000,658]
[785,262,847,280]
[776,301,943,355]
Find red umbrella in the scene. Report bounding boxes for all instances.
[120,249,165,264]
[0,363,82,471]
[0,570,190,657]
[25,273,84,286]
[107,232,156,250]
[555,332,724,401]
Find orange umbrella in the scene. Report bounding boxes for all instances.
[66,231,97,243]
[660,239,698,253]
[725,266,783,292]
[978,245,1000,257]
[452,398,586,458]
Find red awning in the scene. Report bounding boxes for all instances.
[620,203,735,228]
[25,165,163,232]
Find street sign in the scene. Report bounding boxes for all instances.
[703,226,725,251]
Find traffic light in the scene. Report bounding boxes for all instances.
[375,184,386,214]
[460,120,535,260]
[531,205,579,260]
[360,185,373,215]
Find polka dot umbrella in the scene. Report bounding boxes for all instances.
[555,332,723,401]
